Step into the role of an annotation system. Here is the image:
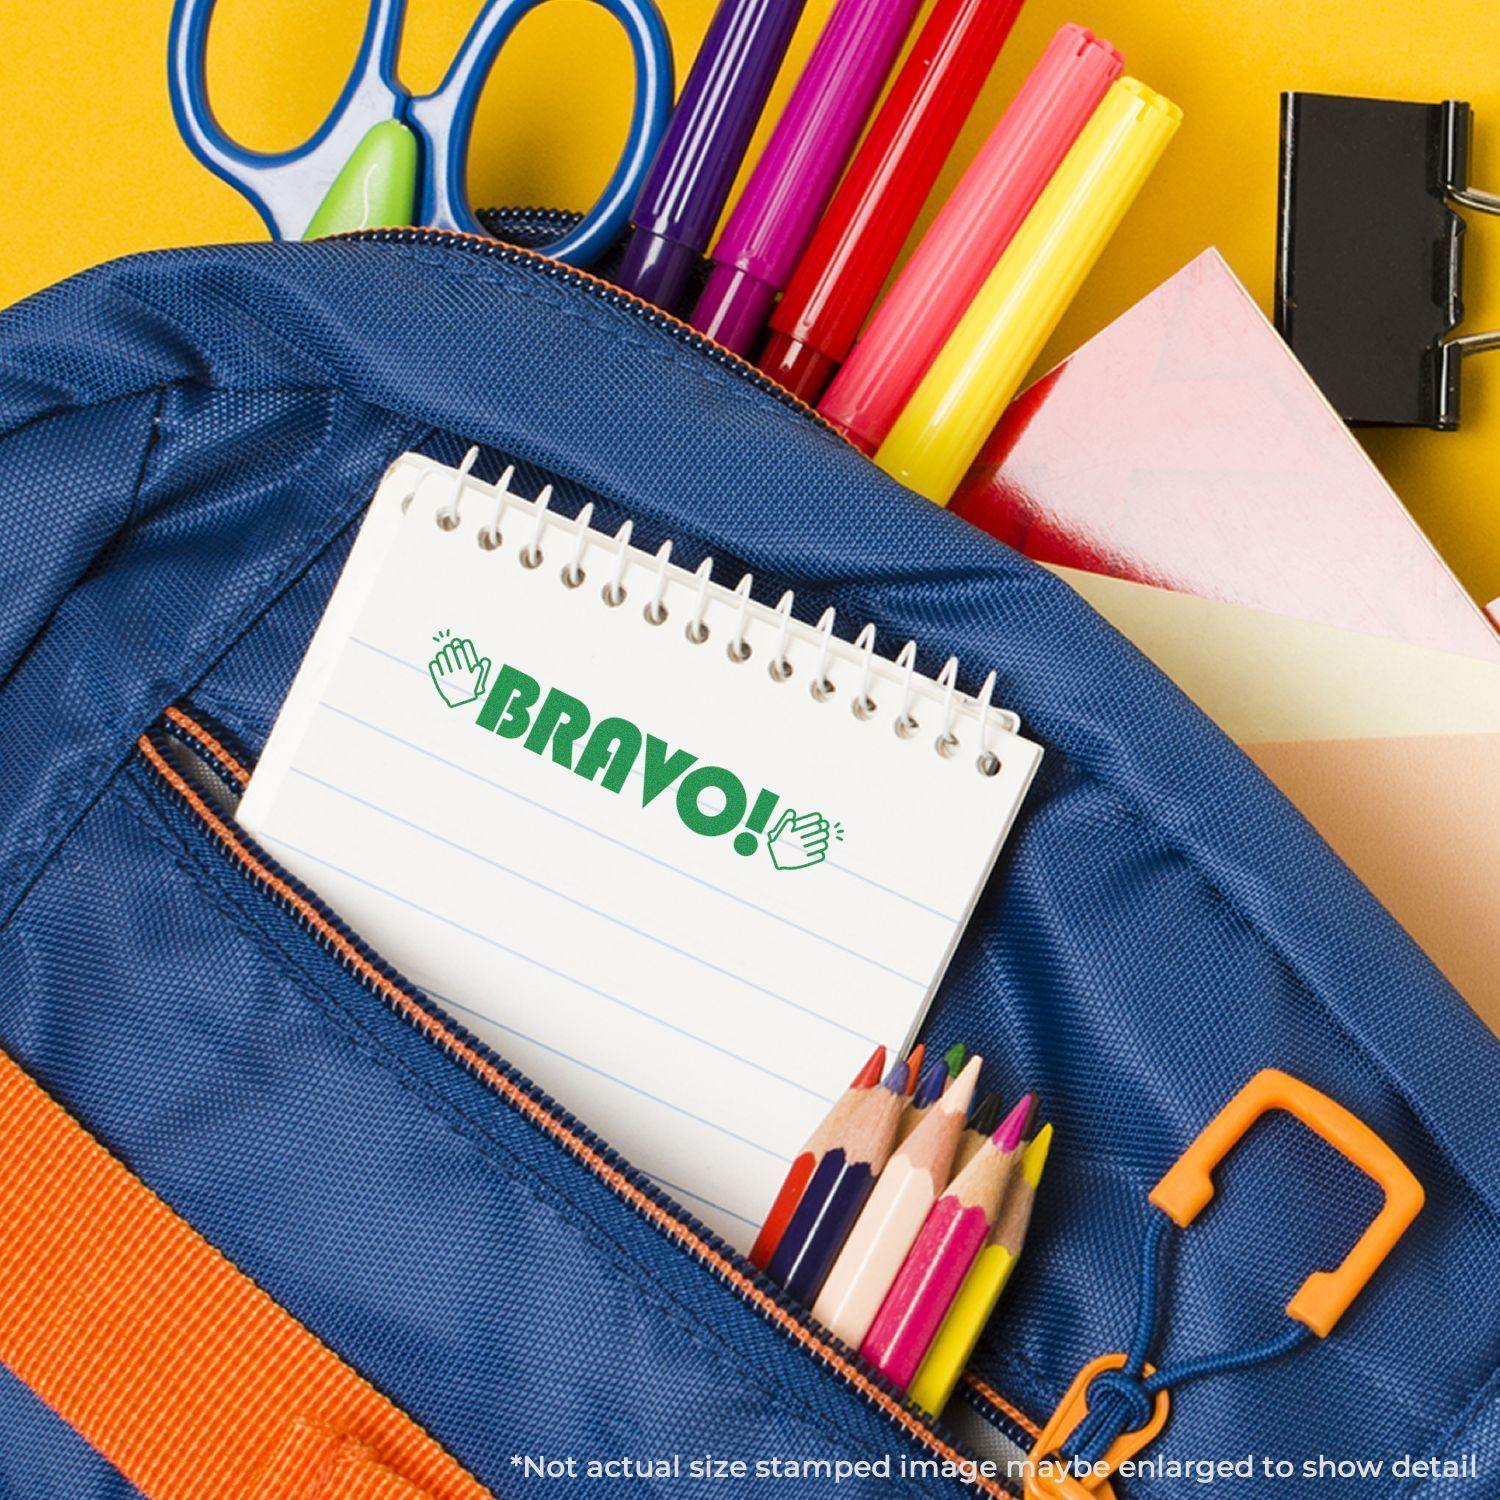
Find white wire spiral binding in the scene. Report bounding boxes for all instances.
[416,450,1023,775]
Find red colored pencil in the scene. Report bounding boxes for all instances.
[749,1045,885,1268]
[860,1093,1032,1386]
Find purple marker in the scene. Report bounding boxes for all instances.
[618,0,809,312]
[689,0,925,354]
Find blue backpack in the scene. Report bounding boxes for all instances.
[1,231,1495,1498]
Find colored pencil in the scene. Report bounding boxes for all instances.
[765,1058,910,1305]
[909,1122,1053,1416]
[813,1056,981,1349]
[943,1041,967,1078]
[749,1044,886,1269]
[951,1089,1001,1175]
[895,1057,950,1144]
[859,1093,1033,1386]
[903,1043,926,1096]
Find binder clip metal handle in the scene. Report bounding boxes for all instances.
[1278,93,1500,429]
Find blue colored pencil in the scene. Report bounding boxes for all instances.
[895,1057,951,1145]
[766,1057,909,1305]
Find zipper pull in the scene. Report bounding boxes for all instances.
[1024,1069,1424,1496]
[1024,1354,1169,1499]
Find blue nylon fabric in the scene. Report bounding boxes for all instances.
[0,237,1495,1497]
[0,1367,143,1499]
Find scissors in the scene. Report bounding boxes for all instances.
[168,0,674,267]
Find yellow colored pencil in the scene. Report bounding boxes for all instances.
[908,1122,1053,1417]
[875,79,1181,505]
[812,1057,981,1351]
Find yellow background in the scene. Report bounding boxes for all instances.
[4,0,1499,607]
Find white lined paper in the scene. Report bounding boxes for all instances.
[240,455,1041,1246]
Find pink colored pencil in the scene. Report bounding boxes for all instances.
[859,1093,1033,1386]
[812,1056,982,1350]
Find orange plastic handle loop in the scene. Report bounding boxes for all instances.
[1149,1069,1424,1336]
[1024,1354,1170,1500]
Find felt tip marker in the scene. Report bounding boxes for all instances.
[819,24,1123,452]
[618,0,810,311]
[875,77,1181,505]
[690,0,926,354]
[759,0,1026,401]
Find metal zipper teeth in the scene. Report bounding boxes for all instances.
[335,225,848,438]
[141,718,1036,1488]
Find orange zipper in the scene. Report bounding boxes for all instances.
[146,709,1042,1493]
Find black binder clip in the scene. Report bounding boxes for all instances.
[1276,92,1500,429]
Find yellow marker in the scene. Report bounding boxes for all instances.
[875,80,1182,505]
[908,1123,1053,1418]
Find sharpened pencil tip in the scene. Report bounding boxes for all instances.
[940,1055,983,1115]
[942,1042,967,1077]
[902,1044,925,1095]
[883,1058,911,1095]
[1021,1122,1053,1186]
[994,1093,1034,1152]
[850,1045,887,1090]
[912,1059,948,1108]
[967,1090,1001,1137]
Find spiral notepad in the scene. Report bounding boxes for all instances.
[241,452,1042,1247]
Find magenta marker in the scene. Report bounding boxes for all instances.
[689,0,926,354]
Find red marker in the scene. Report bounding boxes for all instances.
[819,23,1123,452]
[759,0,1027,402]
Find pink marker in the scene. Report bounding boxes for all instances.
[859,1094,1033,1387]
[819,24,1122,452]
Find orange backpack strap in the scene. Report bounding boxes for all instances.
[0,1048,493,1500]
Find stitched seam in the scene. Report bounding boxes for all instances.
[0,416,428,935]
[134,730,1027,1495]
[117,759,983,1500]
[3,255,1483,1224]
[1398,1363,1500,1500]
[357,235,842,435]
[0,386,168,703]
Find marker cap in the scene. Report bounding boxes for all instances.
[819,23,1124,453]
[759,330,839,402]
[617,229,702,315]
[692,264,780,355]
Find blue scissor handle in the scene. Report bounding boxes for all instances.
[408,0,673,265]
[168,0,407,241]
[169,0,673,266]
